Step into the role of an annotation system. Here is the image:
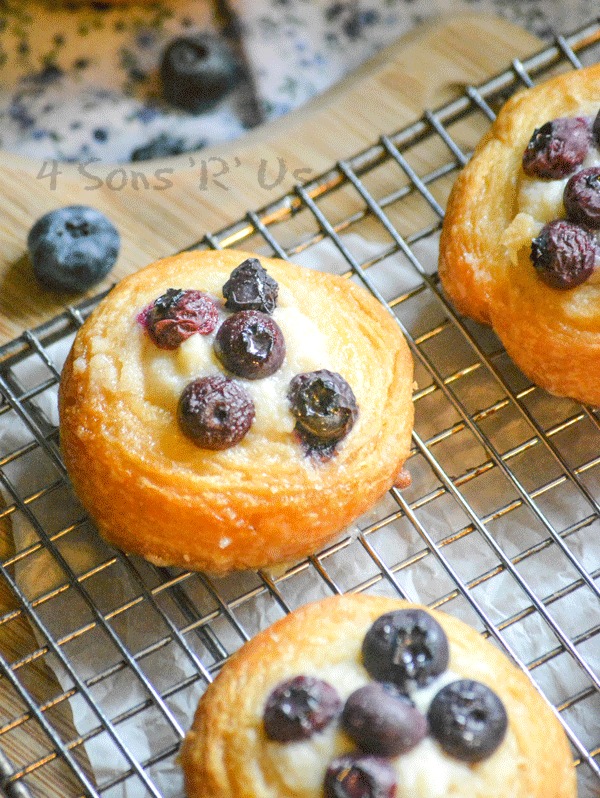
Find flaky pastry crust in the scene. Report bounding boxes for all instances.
[181,594,576,798]
[439,63,600,405]
[59,250,413,573]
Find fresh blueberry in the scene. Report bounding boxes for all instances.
[563,166,600,229]
[222,258,279,314]
[341,682,428,756]
[361,609,449,690]
[530,219,596,289]
[522,116,591,179]
[214,310,285,379]
[160,33,237,114]
[287,370,358,447]
[324,754,396,798]
[177,375,254,449]
[427,679,508,762]
[131,133,187,162]
[593,109,600,148]
[139,288,219,349]
[263,675,342,743]
[27,205,119,292]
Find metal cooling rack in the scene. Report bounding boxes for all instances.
[0,17,600,798]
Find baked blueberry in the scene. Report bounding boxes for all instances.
[530,219,596,289]
[287,370,358,446]
[361,609,449,690]
[131,133,187,162]
[563,166,600,229]
[214,310,285,379]
[177,375,254,449]
[140,288,219,349]
[27,205,119,292]
[341,682,427,756]
[222,258,279,314]
[427,679,508,762]
[263,675,342,742]
[160,33,237,114]
[324,754,396,798]
[522,116,591,179]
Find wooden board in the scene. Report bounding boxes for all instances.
[0,12,541,345]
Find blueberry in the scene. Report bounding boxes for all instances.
[563,166,600,229]
[593,109,600,148]
[27,205,119,292]
[214,310,285,379]
[341,683,428,756]
[160,33,237,114]
[263,675,342,743]
[530,219,596,289]
[361,609,449,690]
[287,370,358,447]
[427,679,508,762]
[522,116,591,179]
[139,288,219,349]
[131,133,187,162]
[177,375,254,449]
[324,754,396,798]
[222,258,279,314]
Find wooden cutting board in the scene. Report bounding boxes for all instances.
[0,13,540,344]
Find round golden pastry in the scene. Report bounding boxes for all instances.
[59,249,414,573]
[439,63,600,405]
[181,593,576,798]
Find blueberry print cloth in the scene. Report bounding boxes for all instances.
[0,0,596,163]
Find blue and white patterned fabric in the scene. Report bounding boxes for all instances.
[0,0,595,163]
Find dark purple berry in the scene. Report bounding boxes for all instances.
[27,205,119,292]
[564,166,600,229]
[263,676,342,742]
[427,680,508,763]
[361,609,449,690]
[324,755,396,798]
[160,33,237,114]
[222,258,279,314]
[214,310,285,379]
[522,116,591,179]
[177,375,254,449]
[530,219,596,289]
[341,683,428,756]
[140,288,219,349]
[287,370,358,446]
[593,109,600,147]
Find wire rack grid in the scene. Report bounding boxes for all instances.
[0,17,599,798]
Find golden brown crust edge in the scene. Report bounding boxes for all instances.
[59,250,414,573]
[439,63,600,405]
[181,594,576,798]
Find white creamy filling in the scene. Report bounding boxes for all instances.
[139,300,334,437]
[505,108,600,285]
[261,662,510,798]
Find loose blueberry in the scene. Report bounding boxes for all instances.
[287,370,358,446]
[564,166,600,229]
[27,205,119,292]
[427,679,508,762]
[177,375,254,449]
[222,258,279,314]
[160,33,237,114]
[131,133,187,162]
[522,116,591,179]
[342,683,428,756]
[214,310,285,379]
[324,754,396,798]
[530,219,596,289]
[361,609,449,690]
[140,288,219,349]
[263,675,342,742]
